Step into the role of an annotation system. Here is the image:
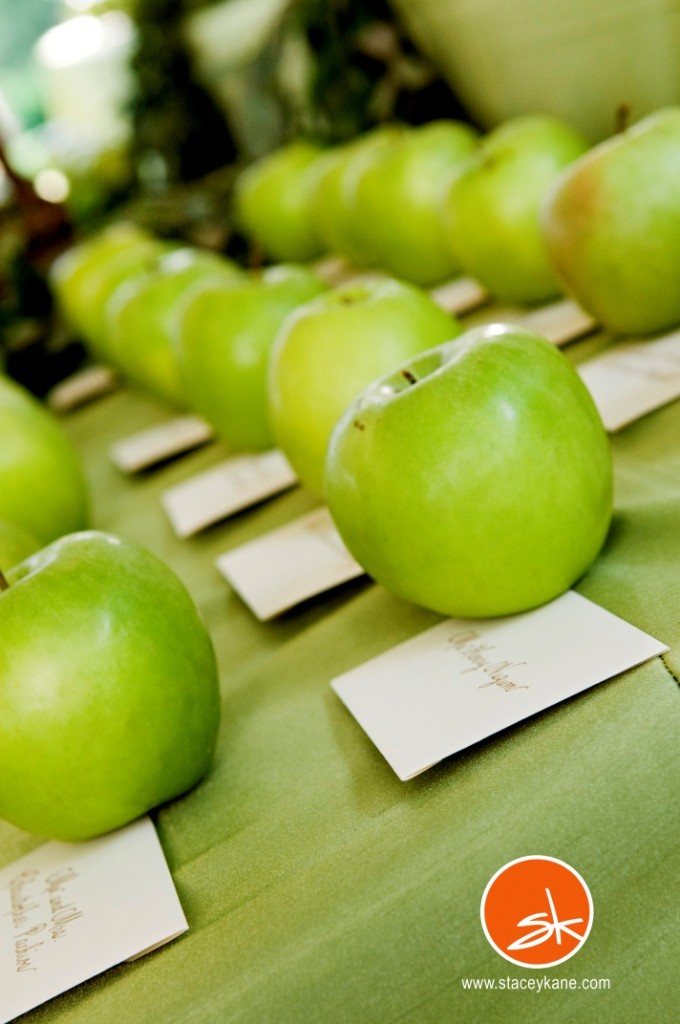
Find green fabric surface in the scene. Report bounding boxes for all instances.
[1,311,679,1023]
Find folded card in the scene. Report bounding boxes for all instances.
[578,328,680,430]
[0,816,187,1023]
[519,297,596,346]
[47,365,118,413]
[162,450,297,537]
[216,506,364,619]
[429,275,488,315]
[332,590,667,781]
[110,416,215,474]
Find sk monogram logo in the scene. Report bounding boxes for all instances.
[481,856,593,968]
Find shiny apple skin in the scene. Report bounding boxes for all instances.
[326,325,613,618]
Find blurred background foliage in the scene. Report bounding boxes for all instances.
[0,0,56,128]
[0,0,467,392]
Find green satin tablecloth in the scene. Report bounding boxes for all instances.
[1,315,679,1023]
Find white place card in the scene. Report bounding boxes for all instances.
[0,816,187,1023]
[577,328,680,430]
[519,297,597,346]
[161,449,298,537]
[47,365,118,413]
[331,590,667,781]
[430,276,489,315]
[216,506,364,620]
[109,415,215,474]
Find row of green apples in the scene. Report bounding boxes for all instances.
[49,215,612,622]
[1,223,463,845]
[235,106,680,335]
[0,221,456,846]
[26,141,622,844]
[14,102,678,845]
[1,225,469,846]
[49,103,680,476]
[0,316,611,847]
[50,221,459,493]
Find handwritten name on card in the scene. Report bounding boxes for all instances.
[331,591,667,781]
[8,863,83,970]
[0,817,187,1023]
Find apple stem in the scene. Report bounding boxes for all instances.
[0,568,8,591]
[615,103,631,134]
[401,369,418,386]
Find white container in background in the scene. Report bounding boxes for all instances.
[388,0,680,140]
[34,11,135,147]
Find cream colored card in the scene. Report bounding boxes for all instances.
[331,590,667,781]
[577,329,680,430]
[47,365,118,413]
[0,816,187,1023]
[216,506,364,620]
[161,450,297,538]
[109,415,215,474]
[519,298,597,346]
[430,276,488,315]
[313,255,364,286]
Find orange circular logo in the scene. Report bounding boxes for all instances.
[481,856,593,968]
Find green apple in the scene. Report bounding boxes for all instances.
[443,115,589,305]
[542,107,680,335]
[325,324,612,618]
[350,120,480,285]
[0,374,89,544]
[50,222,153,338]
[104,247,244,406]
[177,265,327,451]
[0,531,220,841]
[0,519,41,569]
[234,139,328,262]
[311,125,408,267]
[79,238,176,358]
[268,277,461,497]
[51,226,172,357]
